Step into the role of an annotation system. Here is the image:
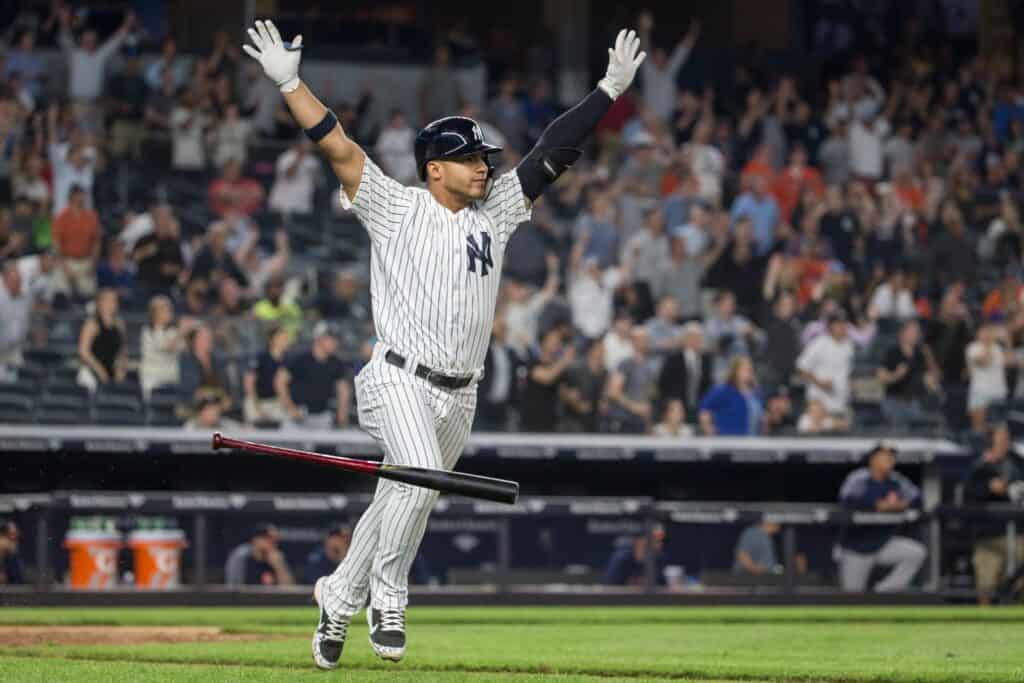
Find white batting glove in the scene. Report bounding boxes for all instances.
[242,19,303,93]
[597,29,646,101]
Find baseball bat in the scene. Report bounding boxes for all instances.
[211,433,519,504]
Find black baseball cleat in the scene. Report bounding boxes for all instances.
[367,606,406,661]
[312,577,351,670]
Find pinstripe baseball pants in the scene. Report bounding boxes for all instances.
[323,351,476,615]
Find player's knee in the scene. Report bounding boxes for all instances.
[399,483,439,512]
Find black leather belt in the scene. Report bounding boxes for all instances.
[385,350,474,390]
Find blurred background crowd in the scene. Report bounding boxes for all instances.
[0,0,1023,446]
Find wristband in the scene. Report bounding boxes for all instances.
[305,109,338,143]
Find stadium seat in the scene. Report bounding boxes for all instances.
[95,407,147,426]
[0,393,33,413]
[47,366,81,386]
[148,386,179,408]
[34,407,83,424]
[0,405,33,423]
[95,393,142,412]
[147,405,182,427]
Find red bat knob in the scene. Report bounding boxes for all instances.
[211,432,223,449]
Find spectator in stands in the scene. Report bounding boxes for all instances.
[698,355,762,436]
[50,185,100,302]
[966,322,1013,434]
[275,321,351,430]
[477,315,522,432]
[144,67,179,136]
[653,398,693,437]
[209,159,265,219]
[658,321,711,421]
[759,291,801,391]
[487,77,527,154]
[187,222,248,292]
[56,7,133,108]
[818,186,858,268]
[837,442,926,593]
[47,108,97,215]
[568,254,622,342]
[981,268,1024,324]
[637,12,698,123]
[140,295,189,400]
[651,233,711,322]
[0,209,24,260]
[606,524,666,586]
[797,310,854,421]
[170,91,211,174]
[818,116,851,186]
[144,37,186,91]
[878,320,941,430]
[869,267,917,321]
[704,216,775,316]
[605,327,658,434]
[574,187,620,270]
[316,269,369,327]
[244,326,292,426]
[106,49,148,160]
[771,145,825,222]
[0,520,22,585]
[375,109,418,186]
[178,323,232,415]
[268,138,321,215]
[96,239,135,305]
[962,424,1024,604]
[76,289,126,393]
[131,206,185,298]
[622,202,671,290]
[560,337,608,433]
[6,30,43,98]
[602,310,634,374]
[704,290,764,382]
[670,198,711,258]
[848,101,891,182]
[504,259,559,355]
[734,517,781,575]
[184,389,240,431]
[730,174,779,257]
[418,44,462,125]
[761,385,796,435]
[926,284,973,431]
[797,398,851,434]
[520,326,575,433]
[12,152,51,212]
[302,525,352,585]
[929,201,977,293]
[253,275,302,337]
[211,104,253,169]
[224,523,294,587]
[0,261,32,374]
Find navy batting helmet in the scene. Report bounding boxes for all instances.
[415,116,502,182]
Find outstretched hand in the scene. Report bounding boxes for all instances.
[242,19,303,93]
[598,29,646,101]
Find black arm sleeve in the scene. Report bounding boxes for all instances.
[516,87,614,201]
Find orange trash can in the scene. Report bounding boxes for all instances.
[128,528,188,589]
[64,529,122,590]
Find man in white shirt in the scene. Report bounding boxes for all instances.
[268,139,322,215]
[170,94,211,172]
[569,256,622,340]
[848,103,890,181]
[57,7,133,114]
[797,311,855,417]
[637,13,699,122]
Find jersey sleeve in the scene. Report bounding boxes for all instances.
[482,169,532,244]
[338,154,413,243]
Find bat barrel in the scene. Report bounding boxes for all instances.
[380,465,519,504]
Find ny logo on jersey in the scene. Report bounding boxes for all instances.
[466,231,493,276]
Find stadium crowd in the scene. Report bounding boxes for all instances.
[0,4,1023,444]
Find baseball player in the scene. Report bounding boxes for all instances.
[242,19,646,669]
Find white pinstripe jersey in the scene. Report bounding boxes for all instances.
[339,155,531,376]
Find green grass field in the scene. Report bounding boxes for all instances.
[1,606,1023,682]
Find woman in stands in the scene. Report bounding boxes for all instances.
[177,323,233,418]
[76,288,126,392]
[140,295,192,400]
[697,355,763,436]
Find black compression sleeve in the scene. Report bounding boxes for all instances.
[517,87,614,200]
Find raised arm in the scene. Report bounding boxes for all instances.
[515,29,646,201]
[243,20,364,198]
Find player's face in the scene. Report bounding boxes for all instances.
[436,153,489,200]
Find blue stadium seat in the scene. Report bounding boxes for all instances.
[147,386,179,408]
[147,405,182,427]
[95,407,146,426]
[0,405,33,423]
[0,393,33,413]
[34,408,83,425]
